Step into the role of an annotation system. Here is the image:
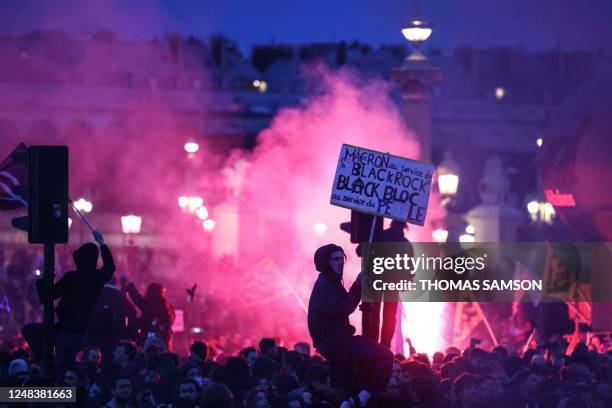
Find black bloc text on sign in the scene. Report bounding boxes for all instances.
[330,144,433,226]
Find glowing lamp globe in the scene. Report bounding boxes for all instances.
[74,198,93,213]
[184,141,199,153]
[432,229,448,243]
[437,151,460,196]
[178,196,188,208]
[459,233,475,243]
[187,196,203,213]
[527,201,540,215]
[313,222,327,235]
[401,19,432,61]
[202,219,215,232]
[401,20,432,43]
[196,206,209,220]
[438,174,459,196]
[495,87,505,100]
[121,215,142,234]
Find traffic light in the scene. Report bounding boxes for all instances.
[340,210,383,243]
[6,145,69,243]
[28,146,69,244]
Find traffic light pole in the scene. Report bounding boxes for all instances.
[42,243,56,377]
[6,145,68,379]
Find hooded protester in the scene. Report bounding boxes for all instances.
[307,244,393,400]
[22,230,115,372]
[87,275,138,356]
[125,281,175,348]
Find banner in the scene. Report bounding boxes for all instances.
[330,144,433,225]
[0,143,28,210]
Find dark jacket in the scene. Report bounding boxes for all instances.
[87,283,138,347]
[307,272,361,357]
[126,284,175,345]
[38,244,115,333]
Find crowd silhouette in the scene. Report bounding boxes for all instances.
[0,236,609,407]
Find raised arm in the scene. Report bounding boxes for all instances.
[126,282,146,311]
[92,230,115,283]
[98,244,116,282]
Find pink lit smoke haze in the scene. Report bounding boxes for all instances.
[0,1,443,351]
[231,65,441,351]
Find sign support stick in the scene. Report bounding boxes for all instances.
[69,199,95,234]
[361,215,379,340]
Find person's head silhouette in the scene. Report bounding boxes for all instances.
[314,244,345,282]
[145,282,166,300]
[73,243,99,271]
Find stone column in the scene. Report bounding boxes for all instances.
[390,61,442,162]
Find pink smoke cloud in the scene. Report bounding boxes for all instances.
[0,27,438,346]
[223,65,434,342]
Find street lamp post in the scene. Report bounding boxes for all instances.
[430,150,460,241]
[390,5,441,163]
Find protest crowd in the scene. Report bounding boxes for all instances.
[0,235,610,408]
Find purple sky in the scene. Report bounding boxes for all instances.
[3,0,612,53]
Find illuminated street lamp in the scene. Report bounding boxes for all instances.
[184,141,199,154]
[121,215,142,273]
[202,219,215,232]
[438,172,459,196]
[196,206,209,220]
[313,222,327,235]
[252,80,268,93]
[74,198,93,213]
[495,87,505,100]
[401,18,432,61]
[121,215,142,234]
[527,200,555,224]
[179,196,204,213]
[459,233,475,243]
[178,196,188,209]
[187,196,203,213]
[437,151,459,197]
[543,202,555,222]
[432,228,448,243]
[527,200,540,221]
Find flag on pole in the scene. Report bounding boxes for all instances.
[0,143,28,210]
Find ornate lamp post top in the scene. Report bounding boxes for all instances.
[402,18,432,62]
